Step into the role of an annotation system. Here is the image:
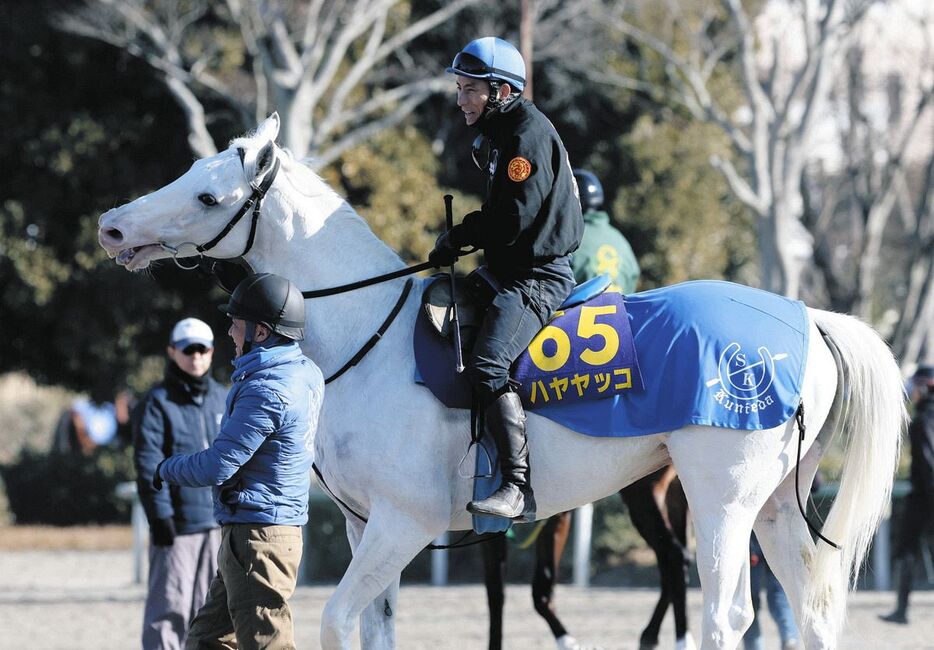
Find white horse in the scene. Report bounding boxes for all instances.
[99,114,905,650]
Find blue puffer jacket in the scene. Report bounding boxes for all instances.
[159,342,323,526]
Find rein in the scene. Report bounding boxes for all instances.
[324,278,414,384]
[301,261,435,299]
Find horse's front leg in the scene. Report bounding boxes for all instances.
[339,517,402,648]
[321,509,438,649]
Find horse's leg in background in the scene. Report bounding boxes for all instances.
[483,533,508,650]
[621,467,694,650]
[668,428,783,650]
[530,512,579,649]
[321,510,439,650]
[664,475,694,650]
[621,471,671,650]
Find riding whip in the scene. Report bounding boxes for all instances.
[444,194,465,373]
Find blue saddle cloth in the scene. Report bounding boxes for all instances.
[415,279,809,436]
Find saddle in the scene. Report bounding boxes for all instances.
[422,268,613,353]
[422,267,499,352]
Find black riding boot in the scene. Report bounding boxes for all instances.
[467,391,536,521]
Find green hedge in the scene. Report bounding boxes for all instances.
[0,447,135,524]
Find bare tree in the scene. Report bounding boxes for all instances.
[57,0,483,166]
[585,0,875,298]
[891,151,934,366]
[804,44,934,321]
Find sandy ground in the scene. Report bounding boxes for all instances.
[1,549,932,649]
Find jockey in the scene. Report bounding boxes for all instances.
[431,37,584,521]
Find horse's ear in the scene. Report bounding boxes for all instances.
[254,141,275,181]
[254,112,280,144]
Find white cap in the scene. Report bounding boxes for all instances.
[170,318,214,349]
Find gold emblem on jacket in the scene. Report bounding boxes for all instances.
[507,157,532,182]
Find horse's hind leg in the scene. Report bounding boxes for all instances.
[668,428,785,649]
[483,532,508,650]
[753,443,835,650]
[321,510,438,649]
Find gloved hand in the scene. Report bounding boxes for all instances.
[152,459,166,491]
[150,517,177,547]
[429,231,460,268]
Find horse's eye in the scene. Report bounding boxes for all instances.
[198,193,218,206]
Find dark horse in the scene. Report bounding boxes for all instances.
[482,466,694,650]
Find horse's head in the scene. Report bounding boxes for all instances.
[99,113,284,271]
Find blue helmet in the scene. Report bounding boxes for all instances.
[446,37,526,92]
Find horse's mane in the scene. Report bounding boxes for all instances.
[229,132,384,246]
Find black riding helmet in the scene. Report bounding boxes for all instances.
[572,169,604,211]
[219,273,305,341]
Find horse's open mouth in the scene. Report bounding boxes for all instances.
[116,244,162,269]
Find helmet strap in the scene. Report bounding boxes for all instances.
[242,321,256,355]
[483,81,520,117]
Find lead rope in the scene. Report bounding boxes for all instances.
[794,402,841,550]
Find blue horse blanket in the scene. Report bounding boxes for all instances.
[415,279,809,437]
[414,279,809,533]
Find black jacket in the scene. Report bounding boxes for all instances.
[909,397,934,496]
[132,364,227,534]
[452,98,583,275]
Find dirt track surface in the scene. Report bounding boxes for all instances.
[1,549,932,649]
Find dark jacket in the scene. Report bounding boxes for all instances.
[909,397,934,497]
[133,364,227,534]
[452,98,583,275]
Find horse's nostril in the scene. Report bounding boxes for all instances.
[104,228,124,243]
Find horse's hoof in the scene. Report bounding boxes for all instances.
[637,643,657,650]
[555,634,605,650]
[675,632,697,650]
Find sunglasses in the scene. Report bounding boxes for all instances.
[181,344,212,356]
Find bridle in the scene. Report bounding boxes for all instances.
[158,144,437,379]
[160,149,281,270]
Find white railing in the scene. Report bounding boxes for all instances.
[117,480,919,589]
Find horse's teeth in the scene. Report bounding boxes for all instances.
[116,249,136,264]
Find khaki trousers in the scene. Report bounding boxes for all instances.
[185,524,303,650]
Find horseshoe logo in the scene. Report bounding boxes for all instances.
[706,342,787,401]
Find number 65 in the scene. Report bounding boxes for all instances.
[528,305,619,372]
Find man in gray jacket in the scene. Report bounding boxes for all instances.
[134,317,227,650]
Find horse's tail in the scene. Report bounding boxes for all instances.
[805,308,907,635]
